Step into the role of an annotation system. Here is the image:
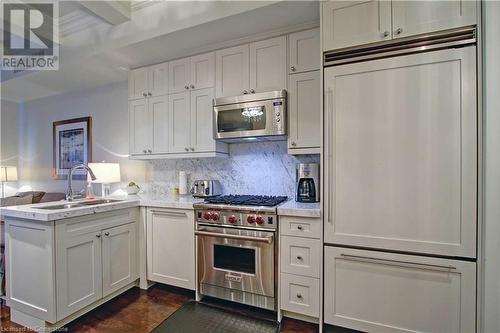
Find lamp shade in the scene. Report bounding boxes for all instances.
[88,163,120,183]
[0,166,18,182]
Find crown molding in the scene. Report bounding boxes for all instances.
[59,9,102,38]
[131,1,161,11]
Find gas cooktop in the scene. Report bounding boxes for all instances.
[203,195,288,207]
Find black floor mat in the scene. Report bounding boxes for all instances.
[152,301,279,333]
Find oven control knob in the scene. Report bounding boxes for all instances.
[211,212,220,221]
[228,215,237,223]
[255,216,264,225]
[203,212,211,220]
[247,215,255,224]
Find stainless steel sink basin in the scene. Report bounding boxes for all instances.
[35,199,122,210]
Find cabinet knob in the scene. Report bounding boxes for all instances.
[190,84,195,89]
[291,66,296,72]
[250,89,255,94]
[185,147,189,151]
[296,255,303,261]
[382,30,390,38]
[148,92,152,96]
[143,149,147,154]
[142,93,147,97]
[96,233,101,238]
[242,90,248,94]
[190,147,195,151]
[104,232,110,236]
[185,85,189,90]
[395,27,403,35]
[297,225,303,230]
[148,149,152,153]
[296,293,302,299]
[291,141,297,147]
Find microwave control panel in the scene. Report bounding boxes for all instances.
[272,99,286,134]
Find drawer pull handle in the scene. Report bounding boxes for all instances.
[296,293,302,299]
[340,254,456,271]
[297,225,303,230]
[296,255,303,261]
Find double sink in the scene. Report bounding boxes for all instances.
[36,199,122,210]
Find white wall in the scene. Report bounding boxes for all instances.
[18,81,146,194]
[482,2,500,332]
[0,99,19,196]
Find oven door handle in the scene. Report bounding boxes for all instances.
[195,229,274,244]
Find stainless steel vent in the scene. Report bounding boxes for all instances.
[324,26,476,67]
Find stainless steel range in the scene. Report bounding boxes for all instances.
[194,195,287,311]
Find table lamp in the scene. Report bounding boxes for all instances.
[88,162,120,197]
[0,166,18,198]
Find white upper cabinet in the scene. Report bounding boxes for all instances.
[288,71,321,151]
[249,36,287,93]
[392,1,477,39]
[190,52,215,90]
[323,47,477,258]
[150,95,169,154]
[148,63,168,97]
[129,64,167,99]
[129,99,151,155]
[190,88,216,152]
[322,1,392,51]
[169,58,190,94]
[289,28,320,74]
[216,44,250,97]
[322,0,477,52]
[128,67,149,100]
[168,92,191,153]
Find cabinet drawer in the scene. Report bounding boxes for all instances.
[280,216,321,239]
[280,273,319,318]
[324,246,476,333]
[280,236,320,277]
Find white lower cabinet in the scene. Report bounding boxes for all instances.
[146,208,195,290]
[280,273,319,318]
[324,246,476,333]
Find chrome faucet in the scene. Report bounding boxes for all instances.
[66,163,96,201]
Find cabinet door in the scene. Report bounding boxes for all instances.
[128,67,149,100]
[148,63,168,97]
[129,99,151,155]
[392,1,477,39]
[324,246,476,333]
[150,95,169,154]
[56,230,102,320]
[169,58,190,94]
[323,47,477,257]
[147,209,195,290]
[322,1,392,51]
[190,52,215,90]
[288,71,320,150]
[168,92,191,153]
[102,223,138,297]
[190,88,216,152]
[249,36,287,93]
[289,28,320,74]
[215,44,249,97]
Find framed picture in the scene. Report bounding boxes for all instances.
[53,117,92,180]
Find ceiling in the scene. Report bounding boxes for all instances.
[0,1,319,103]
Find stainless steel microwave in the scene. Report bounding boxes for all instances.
[213,90,287,142]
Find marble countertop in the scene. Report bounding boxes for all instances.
[0,194,205,222]
[0,194,320,221]
[277,200,321,218]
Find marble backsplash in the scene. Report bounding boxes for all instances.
[146,141,320,198]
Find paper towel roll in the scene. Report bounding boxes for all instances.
[179,171,187,195]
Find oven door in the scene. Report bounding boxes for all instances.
[214,99,285,140]
[196,225,275,298]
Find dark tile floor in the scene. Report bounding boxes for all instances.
[0,284,319,333]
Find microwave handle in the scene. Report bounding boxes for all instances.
[195,228,273,244]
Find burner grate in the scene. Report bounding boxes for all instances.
[204,195,287,207]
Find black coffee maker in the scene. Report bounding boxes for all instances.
[296,163,320,203]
